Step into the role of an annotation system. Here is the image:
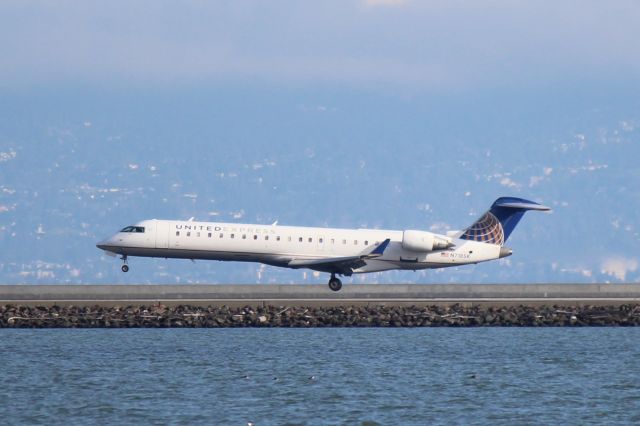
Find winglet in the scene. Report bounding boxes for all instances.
[369,238,391,257]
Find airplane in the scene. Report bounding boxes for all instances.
[96,197,550,291]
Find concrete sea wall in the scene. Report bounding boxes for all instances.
[3,284,640,327]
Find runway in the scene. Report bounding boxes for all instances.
[2,284,640,307]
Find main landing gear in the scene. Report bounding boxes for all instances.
[121,255,129,273]
[328,273,342,292]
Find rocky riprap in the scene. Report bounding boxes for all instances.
[2,304,640,327]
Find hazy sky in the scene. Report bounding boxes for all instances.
[2,1,639,92]
[2,1,640,284]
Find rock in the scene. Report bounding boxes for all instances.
[2,303,640,328]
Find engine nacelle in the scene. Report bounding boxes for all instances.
[402,230,453,252]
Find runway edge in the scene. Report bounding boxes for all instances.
[1,284,640,307]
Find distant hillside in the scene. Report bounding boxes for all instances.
[1,88,638,284]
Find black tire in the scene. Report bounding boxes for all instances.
[328,278,342,292]
[121,264,129,273]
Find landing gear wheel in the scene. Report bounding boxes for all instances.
[328,276,342,292]
[120,255,129,273]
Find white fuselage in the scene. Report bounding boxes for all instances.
[97,219,503,274]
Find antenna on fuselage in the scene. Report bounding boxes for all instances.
[188,217,195,222]
[272,220,278,226]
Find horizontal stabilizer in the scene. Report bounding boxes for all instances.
[492,199,550,211]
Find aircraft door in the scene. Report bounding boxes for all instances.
[155,220,169,249]
[144,222,155,246]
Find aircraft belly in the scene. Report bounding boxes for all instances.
[351,260,400,273]
[102,245,293,266]
[366,242,501,271]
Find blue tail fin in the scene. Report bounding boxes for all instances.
[460,197,550,245]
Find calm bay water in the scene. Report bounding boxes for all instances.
[1,328,640,425]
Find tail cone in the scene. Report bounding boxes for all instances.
[499,247,513,258]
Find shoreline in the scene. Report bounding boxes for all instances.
[3,284,640,327]
[3,303,640,327]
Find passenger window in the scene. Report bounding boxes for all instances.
[354,240,358,245]
[298,237,303,242]
[319,238,323,243]
[197,232,200,237]
[288,236,292,242]
[365,240,368,245]
[342,239,347,244]
[308,237,312,243]
[276,236,280,241]
[219,233,224,238]
[187,232,191,237]
[208,233,212,238]
[331,239,335,244]
[176,231,180,236]
[254,235,258,240]
[231,234,235,239]
[265,235,269,241]
[242,234,246,239]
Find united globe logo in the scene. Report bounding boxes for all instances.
[460,212,505,246]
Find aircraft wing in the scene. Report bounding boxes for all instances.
[288,238,391,275]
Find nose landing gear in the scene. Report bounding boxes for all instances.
[121,255,129,273]
[328,273,342,292]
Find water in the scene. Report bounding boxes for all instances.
[1,328,640,425]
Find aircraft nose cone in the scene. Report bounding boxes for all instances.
[96,237,112,251]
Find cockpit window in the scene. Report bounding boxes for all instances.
[120,226,145,233]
